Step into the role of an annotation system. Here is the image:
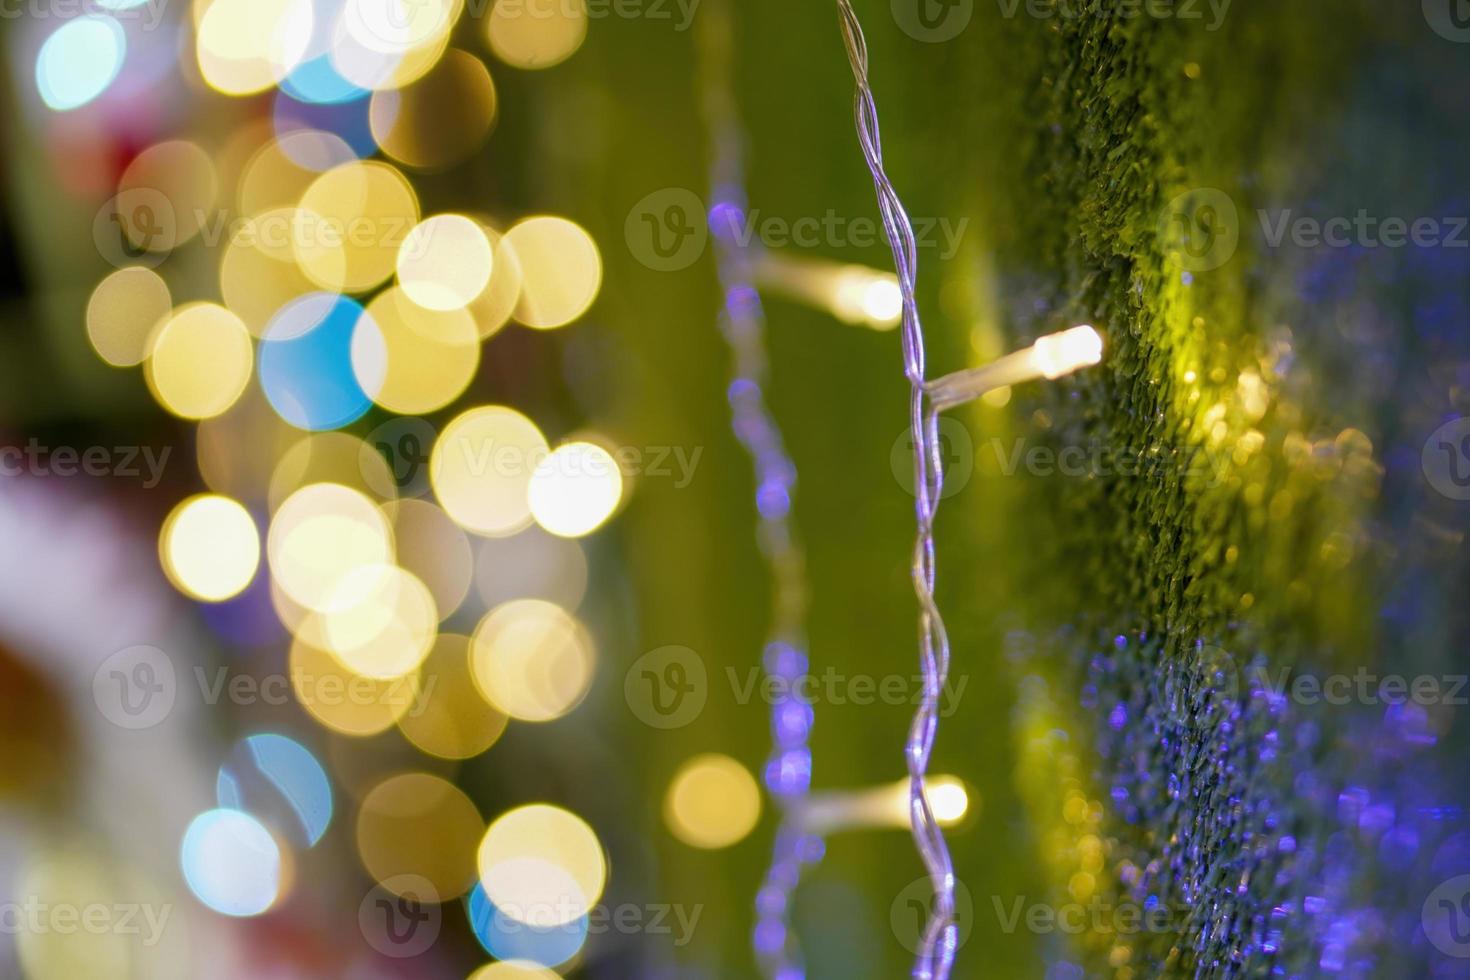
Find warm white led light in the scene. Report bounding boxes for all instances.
[1032,325,1104,380]
[927,325,1105,411]
[792,776,972,835]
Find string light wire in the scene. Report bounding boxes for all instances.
[835,3,958,977]
[697,4,822,976]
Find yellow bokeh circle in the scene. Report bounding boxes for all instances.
[295,161,421,293]
[477,804,606,927]
[145,303,254,420]
[505,216,601,329]
[159,495,261,602]
[664,754,762,850]
[470,599,594,723]
[430,406,548,537]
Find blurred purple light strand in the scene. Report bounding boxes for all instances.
[698,3,821,976]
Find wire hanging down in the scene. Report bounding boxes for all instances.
[834,3,958,978]
[698,3,822,977]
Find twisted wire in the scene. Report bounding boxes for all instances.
[835,4,958,978]
[697,4,821,976]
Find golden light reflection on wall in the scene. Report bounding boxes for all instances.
[145,303,254,420]
[357,772,484,898]
[470,599,594,722]
[370,49,498,170]
[267,482,394,612]
[505,216,602,329]
[397,214,494,311]
[291,635,421,736]
[431,406,548,536]
[117,140,219,253]
[527,441,624,538]
[160,494,261,602]
[397,634,509,760]
[85,267,171,367]
[354,286,480,413]
[664,754,762,850]
[390,499,475,618]
[477,804,606,927]
[196,0,314,95]
[486,0,588,70]
[295,161,421,293]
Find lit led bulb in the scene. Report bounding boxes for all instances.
[928,325,1104,411]
[831,267,902,329]
[749,253,903,331]
[791,776,972,835]
[1033,325,1104,379]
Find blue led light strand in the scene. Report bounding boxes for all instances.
[697,4,822,977]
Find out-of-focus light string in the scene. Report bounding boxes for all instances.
[697,3,821,976]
